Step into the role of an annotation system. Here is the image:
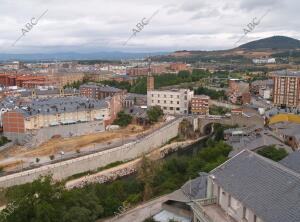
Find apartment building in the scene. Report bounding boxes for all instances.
[126,67,149,77]
[79,83,124,100]
[190,149,300,222]
[20,88,79,99]
[147,89,194,115]
[0,74,47,87]
[3,97,109,130]
[250,79,274,97]
[252,58,276,64]
[228,79,251,105]
[170,63,188,72]
[79,84,124,124]
[190,95,210,115]
[272,70,300,108]
[2,97,110,145]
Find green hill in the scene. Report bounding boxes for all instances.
[238,36,300,50]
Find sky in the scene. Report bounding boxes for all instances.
[0,0,298,53]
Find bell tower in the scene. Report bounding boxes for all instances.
[147,57,154,91]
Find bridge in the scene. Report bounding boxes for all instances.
[197,114,265,135]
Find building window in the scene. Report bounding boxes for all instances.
[164,100,166,104]
[170,107,174,110]
[158,100,160,103]
[254,215,257,222]
[177,101,179,104]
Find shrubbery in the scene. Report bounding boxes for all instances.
[113,111,133,127]
[1,129,232,222]
[257,145,288,162]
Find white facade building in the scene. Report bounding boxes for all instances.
[252,58,276,64]
[147,89,194,115]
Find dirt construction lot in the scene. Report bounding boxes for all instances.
[0,123,162,171]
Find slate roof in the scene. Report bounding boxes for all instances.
[280,150,300,174]
[16,96,108,117]
[227,131,292,157]
[167,172,208,203]
[20,88,78,97]
[181,172,208,200]
[0,97,18,110]
[211,149,300,222]
[80,83,122,93]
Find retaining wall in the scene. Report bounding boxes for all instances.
[0,118,182,188]
[5,120,105,148]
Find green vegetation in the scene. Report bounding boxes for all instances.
[0,136,10,146]
[194,87,227,100]
[257,145,288,162]
[147,106,163,123]
[143,218,158,222]
[209,105,230,115]
[64,78,89,89]
[239,36,300,50]
[97,70,215,94]
[66,161,125,181]
[100,80,131,91]
[178,119,196,140]
[113,111,133,127]
[0,127,232,222]
[130,77,147,94]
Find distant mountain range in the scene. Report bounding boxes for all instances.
[0,51,168,62]
[1,36,300,62]
[153,36,300,63]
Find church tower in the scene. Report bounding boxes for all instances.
[147,57,154,91]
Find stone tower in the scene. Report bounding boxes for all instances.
[147,57,154,91]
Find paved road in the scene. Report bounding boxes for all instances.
[101,195,170,222]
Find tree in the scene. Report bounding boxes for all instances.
[62,207,93,222]
[137,156,160,201]
[143,218,158,222]
[147,106,163,123]
[1,176,104,222]
[113,111,133,127]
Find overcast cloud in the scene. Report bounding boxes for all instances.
[0,0,297,53]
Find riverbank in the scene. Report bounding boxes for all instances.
[66,136,207,189]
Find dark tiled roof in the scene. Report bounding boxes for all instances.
[16,96,108,117]
[280,150,300,174]
[181,172,208,200]
[80,83,122,93]
[211,150,300,222]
